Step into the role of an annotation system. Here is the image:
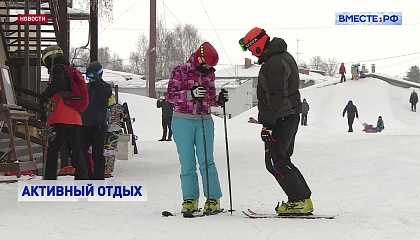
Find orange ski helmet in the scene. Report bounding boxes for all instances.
[240,27,269,57]
[193,42,219,67]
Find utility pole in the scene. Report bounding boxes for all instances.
[90,0,98,61]
[148,0,157,98]
[145,53,149,97]
[296,39,303,65]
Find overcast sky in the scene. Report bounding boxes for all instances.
[69,0,420,77]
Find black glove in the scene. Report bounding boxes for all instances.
[217,89,229,105]
[39,96,47,109]
[39,113,47,122]
[261,122,276,142]
[190,86,206,99]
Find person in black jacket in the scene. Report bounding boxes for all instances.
[342,100,359,132]
[157,97,174,141]
[40,45,88,180]
[409,90,418,112]
[240,27,313,215]
[80,61,112,180]
[301,98,310,126]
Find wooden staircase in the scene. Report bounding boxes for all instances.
[0,1,89,179]
[0,0,61,59]
[0,0,60,177]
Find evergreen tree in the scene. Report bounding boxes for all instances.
[406,65,420,83]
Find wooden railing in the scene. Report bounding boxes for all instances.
[13,85,44,144]
[48,0,60,41]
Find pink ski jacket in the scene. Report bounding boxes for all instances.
[165,55,220,119]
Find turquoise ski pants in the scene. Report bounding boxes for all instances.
[171,116,222,200]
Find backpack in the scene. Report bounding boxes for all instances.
[60,65,89,112]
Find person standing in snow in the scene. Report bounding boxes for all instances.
[342,100,359,132]
[301,98,310,126]
[40,45,89,180]
[165,42,229,214]
[156,97,174,141]
[409,90,418,112]
[80,61,113,180]
[239,27,313,215]
[339,63,346,83]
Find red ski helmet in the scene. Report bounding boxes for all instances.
[193,42,219,67]
[240,27,269,57]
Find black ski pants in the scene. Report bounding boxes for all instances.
[347,116,355,132]
[80,125,107,180]
[301,113,308,126]
[411,103,417,112]
[44,123,88,180]
[264,114,311,202]
[340,73,346,83]
[162,117,173,139]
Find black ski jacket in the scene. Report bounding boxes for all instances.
[410,92,418,104]
[342,101,359,119]
[157,99,174,118]
[256,37,302,126]
[80,79,112,126]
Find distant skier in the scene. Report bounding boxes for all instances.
[339,63,346,83]
[342,100,359,132]
[409,90,418,112]
[301,98,310,126]
[156,96,174,141]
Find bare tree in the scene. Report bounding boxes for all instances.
[309,56,324,70]
[128,20,203,78]
[109,52,124,71]
[98,47,112,69]
[127,52,141,75]
[298,61,308,69]
[321,57,339,77]
[127,33,149,75]
[73,0,114,21]
[174,23,203,63]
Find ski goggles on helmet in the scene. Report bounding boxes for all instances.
[86,67,103,79]
[239,29,267,52]
[239,38,247,51]
[86,72,95,78]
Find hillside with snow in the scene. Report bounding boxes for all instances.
[1,77,419,240]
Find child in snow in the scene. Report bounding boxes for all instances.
[375,116,384,131]
[362,116,384,133]
[359,70,366,78]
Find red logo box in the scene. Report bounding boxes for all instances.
[18,14,48,24]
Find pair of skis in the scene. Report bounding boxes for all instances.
[162,209,336,219]
[242,209,336,219]
[162,209,225,218]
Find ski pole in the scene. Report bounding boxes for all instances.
[42,101,54,180]
[199,100,211,214]
[221,89,234,214]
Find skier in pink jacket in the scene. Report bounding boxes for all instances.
[165,42,229,214]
